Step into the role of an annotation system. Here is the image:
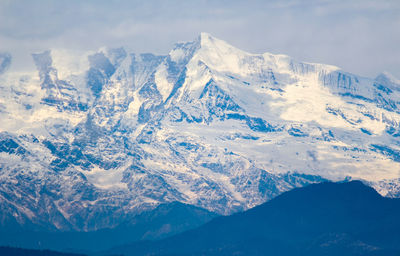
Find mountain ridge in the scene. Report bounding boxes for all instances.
[107,181,400,256]
[0,201,217,252]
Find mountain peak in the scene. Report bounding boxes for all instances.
[198,32,220,46]
[375,71,400,91]
[196,32,244,54]
[376,71,400,84]
[199,32,213,41]
[196,32,216,45]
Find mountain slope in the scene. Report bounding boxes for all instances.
[109,181,400,256]
[0,33,399,231]
[0,202,217,252]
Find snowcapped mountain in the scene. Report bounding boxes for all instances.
[0,33,399,231]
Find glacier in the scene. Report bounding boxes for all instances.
[0,33,399,231]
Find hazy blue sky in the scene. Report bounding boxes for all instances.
[0,0,399,78]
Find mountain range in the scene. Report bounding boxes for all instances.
[0,33,399,233]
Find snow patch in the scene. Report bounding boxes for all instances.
[80,165,128,190]
[155,63,174,102]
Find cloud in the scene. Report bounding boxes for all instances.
[0,0,399,78]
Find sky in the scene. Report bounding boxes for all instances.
[0,0,399,78]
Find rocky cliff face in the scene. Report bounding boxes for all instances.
[0,33,399,231]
